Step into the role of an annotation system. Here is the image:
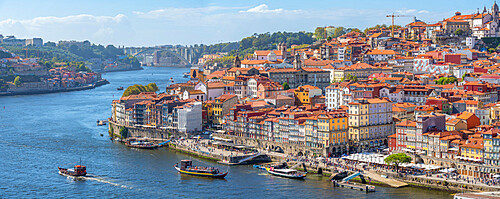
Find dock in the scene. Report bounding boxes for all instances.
[334,181,375,192]
[362,171,408,188]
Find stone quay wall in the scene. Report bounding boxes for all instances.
[108,120,186,139]
[213,133,326,156]
[382,171,500,193]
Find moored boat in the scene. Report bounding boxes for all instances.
[266,167,307,179]
[58,164,87,177]
[117,86,124,90]
[174,160,227,178]
[125,139,159,149]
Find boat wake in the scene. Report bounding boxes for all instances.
[59,172,132,189]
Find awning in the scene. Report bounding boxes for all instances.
[212,136,233,142]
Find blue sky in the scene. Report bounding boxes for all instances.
[0,0,496,46]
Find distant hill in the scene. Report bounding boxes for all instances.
[195,31,314,60]
[0,43,139,68]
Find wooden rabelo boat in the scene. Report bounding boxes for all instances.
[174,160,227,178]
[58,164,87,177]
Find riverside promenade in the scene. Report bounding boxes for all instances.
[169,139,268,164]
[281,155,500,192]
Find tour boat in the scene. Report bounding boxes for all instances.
[174,160,228,178]
[117,86,124,90]
[125,139,159,149]
[58,164,87,177]
[266,167,307,179]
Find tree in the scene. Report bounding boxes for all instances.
[119,126,128,138]
[435,77,458,85]
[363,24,388,34]
[384,153,411,172]
[122,83,159,97]
[333,27,347,38]
[44,41,56,47]
[283,82,290,90]
[13,76,21,87]
[349,28,362,33]
[314,27,326,40]
[145,83,159,92]
[454,28,464,36]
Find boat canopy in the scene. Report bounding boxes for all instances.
[212,136,233,142]
[274,169,298,173]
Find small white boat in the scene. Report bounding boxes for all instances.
[266,168,307,179]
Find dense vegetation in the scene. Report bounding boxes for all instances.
[363,24,401,34]
[198,31,315,60]
[282,82,290,90]
[122,83,159,97]
[1,43,140,69]
[314,27,364,40]
[59,43,123,60]
[204,56,235,68]
[0,50,13,59]
[435,77,458,85]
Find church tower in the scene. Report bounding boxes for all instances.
[293,52,302,70]
[493,1,499,22]
[280,42,287,60]
[233,55,241,68]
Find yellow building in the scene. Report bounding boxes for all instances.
[294,85,322,106]
[348,100,369,142]
[348,98,393,151]
[305,116,318,147]
[203,100,214,125]
[446,118,467,132]
[213,94,238,127]
[460,138,484,161]
[490,104,500,124]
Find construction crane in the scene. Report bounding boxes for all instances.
[386,14,414,37]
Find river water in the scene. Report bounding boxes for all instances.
[0,67,452,198]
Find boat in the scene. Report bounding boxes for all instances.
[58,162,87,177]
[125,139,159,149]
[183,72,190,78]
[174,160,228,178]
[96,120,107,126]
[266,167,307,179]
[264,162,307,179]
[117,86,124,90]
[253,164,267,170]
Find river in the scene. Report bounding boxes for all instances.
[0,67,452,198]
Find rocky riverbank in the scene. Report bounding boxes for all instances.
[0,79,109,96]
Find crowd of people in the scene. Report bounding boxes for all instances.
[174,138,500,188]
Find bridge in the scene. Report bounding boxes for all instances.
[124,46,202,67]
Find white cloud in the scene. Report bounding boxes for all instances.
[0,14,131,45]
[134,6,247,20]
[396,8,429,15]
[240,4,285,13]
